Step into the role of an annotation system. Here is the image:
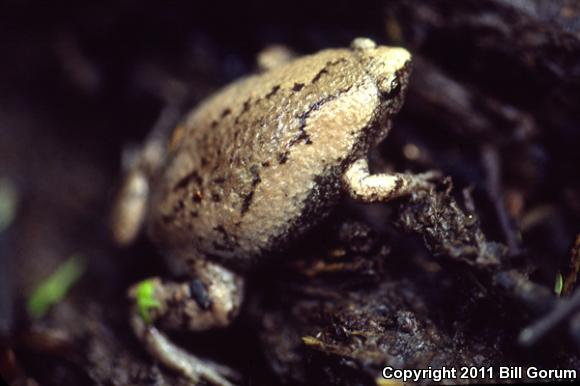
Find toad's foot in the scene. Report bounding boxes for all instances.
[343,158,441,203]
[128,262,244,386]
[131,316,239,386]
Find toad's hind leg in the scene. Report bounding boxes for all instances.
[110,103,182,246]
[343,158,440,203]
[129,261,244,386]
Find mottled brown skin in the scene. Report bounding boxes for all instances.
[112,38,436,386]
[148,41,412,272]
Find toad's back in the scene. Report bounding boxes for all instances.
[148,47,383,269]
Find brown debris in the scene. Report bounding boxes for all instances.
[396,179,506,269]
[2,0,580,385]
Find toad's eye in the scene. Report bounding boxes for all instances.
[382,78,401,99]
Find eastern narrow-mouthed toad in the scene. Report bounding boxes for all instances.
[112,37,437,386]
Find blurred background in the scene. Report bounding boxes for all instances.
[1,1,579,385]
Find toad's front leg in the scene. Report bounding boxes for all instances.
[343,158,440,203]
[128,260,244,386]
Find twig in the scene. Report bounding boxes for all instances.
[481,144,522,256]
[519,287,580,346]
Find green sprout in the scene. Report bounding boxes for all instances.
[554,272,563,296]
[135,279,161,324]
[27,255,86,319]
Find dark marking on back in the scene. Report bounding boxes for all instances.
[234,98,253,124]
[276,85,353,164]
[211,148,223,173]
[249,165,261,187]
[240,191,255,215]
[292,82,305,92]
[214,225,227,237]
[174,170,203,192]
[278,153,288,164]
[173,199,185,212]
[312,58,348,84]
[213,224,239,250]
[213,177,226,184]
[239,165,262,215]
[311,68,328,83]
[266,85,281,99]
[192,191,203,203]
[220,108,232,118]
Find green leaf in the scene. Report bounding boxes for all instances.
[554,272,564,296]
[135,279,161,324]
[27,255,86,319]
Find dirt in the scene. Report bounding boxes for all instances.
[1,1,579,385]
